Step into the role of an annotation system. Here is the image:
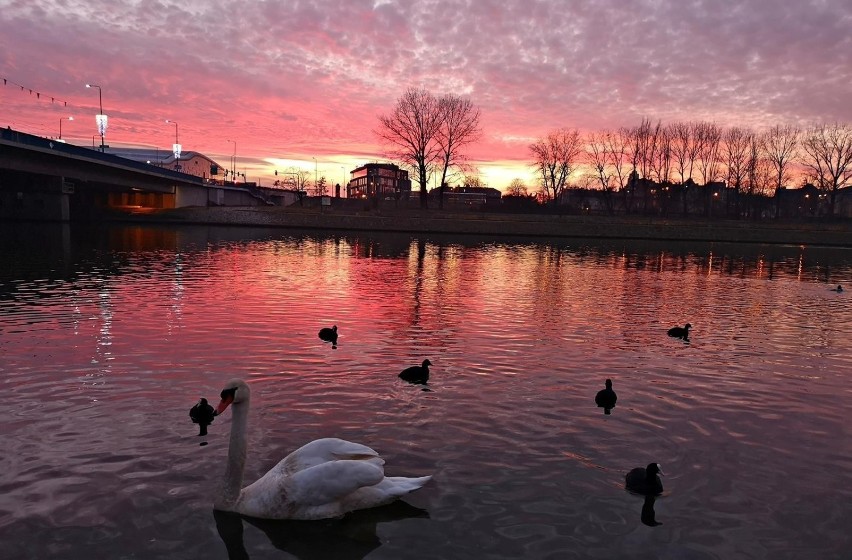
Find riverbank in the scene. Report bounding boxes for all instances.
[123,205,851,247]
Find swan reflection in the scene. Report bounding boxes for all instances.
[215,500,429,560]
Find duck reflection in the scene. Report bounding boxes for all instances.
[640,495,662,527]
[214,500,429,560]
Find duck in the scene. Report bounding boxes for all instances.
[833,285,843,293]
[595,379,617,414]
[398,359,432,384]
[625,462,664,495]
[189,398,216,436]
[667,323,691,340]
[318,325,338,348]
[212,379,431,520]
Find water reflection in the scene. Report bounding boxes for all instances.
[214,501,429,560]
[640,495,663,527]
[2,225,851,309]
[2,223,852,559]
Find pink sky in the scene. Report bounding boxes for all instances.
[2,0,851,191]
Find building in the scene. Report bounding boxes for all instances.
[427,185,502,206]
[346,163,411,199]
[103,147,226,182]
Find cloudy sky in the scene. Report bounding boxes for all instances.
[2,0,850,190]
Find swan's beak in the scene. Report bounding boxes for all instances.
[214,395,234,416]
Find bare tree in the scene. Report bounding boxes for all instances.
[463,171,485,188]
[377,88,443,208]
[800,122,852,216]
[685,121,704,181]
[314,176,328,197]
[586,130,618,214]
[604,128,632,213]
[723,126,755,216]
[695,122,722,185]
[763,124,799,189]
[274,167,311,191]
[435,94,482,209]
[506,178,528,196]
[529,128,583,205]
[650,123,672,186]
[761,124,799,218]
[669,121,692,185]
[622,124,644,213]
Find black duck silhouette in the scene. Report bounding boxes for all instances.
[595,379,618,414]
[189,398,215,436]
[667,323,691,340]
[832,285,843,292]
[398,359,432,384]
[625,462,664,496]
[319,325,338,348]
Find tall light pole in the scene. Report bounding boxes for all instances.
[312,157,318,196]
[227,139,236,184]
[340,166,346,198]
[85,84,106,152]
[165,119,181,170]
[59,116,73,140]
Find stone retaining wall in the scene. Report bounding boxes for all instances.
[133,206,852,247]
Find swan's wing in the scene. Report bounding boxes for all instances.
[288,460,385,505]
[273,438,384,476]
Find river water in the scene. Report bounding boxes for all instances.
[1,223,850,560]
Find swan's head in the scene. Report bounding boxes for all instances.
[647,463,663,477]
[684,324,692,330]
[605,378,613,389]
[214,379,250,416]
[422,359,432,368]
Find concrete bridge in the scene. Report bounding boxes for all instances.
[0,127,268,221]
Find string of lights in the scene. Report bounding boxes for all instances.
[1,75,72,107]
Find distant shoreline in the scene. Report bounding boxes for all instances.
[119,206,852,247]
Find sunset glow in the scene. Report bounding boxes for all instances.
[3,0,851,191]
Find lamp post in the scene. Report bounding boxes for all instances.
[227,140,236,184]
[165,119,181,170]
[59,116,73,140]
[340,166,345,198]
[312,157,318,196]
[85,84,106,152]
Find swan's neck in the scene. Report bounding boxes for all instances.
[216,400,249,510]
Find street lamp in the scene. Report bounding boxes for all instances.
[340,166,346,198]
[312,157,318,195]
[165,119,181,170]
[85,84,106,152]
[59,116,73,140]
[227,140,236,183]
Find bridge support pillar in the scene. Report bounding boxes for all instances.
[0,171,71,221]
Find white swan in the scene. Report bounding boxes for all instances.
[212,379,431,520]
